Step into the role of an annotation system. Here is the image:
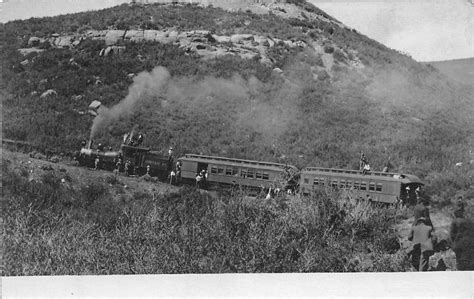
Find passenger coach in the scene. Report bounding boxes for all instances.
[300,167,423,204]
[178,154,298,192]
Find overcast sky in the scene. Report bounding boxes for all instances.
[310,0,473,61]
[1,0,473,61]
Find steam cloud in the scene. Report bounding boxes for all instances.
[89,65,305,144]
[90,67,171,139]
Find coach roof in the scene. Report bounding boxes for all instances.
[302,167,423,184]
[180,154,297,171]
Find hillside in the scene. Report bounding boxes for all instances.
[426,58,474,86]
[2,0,474,275]
[1,0,473,195]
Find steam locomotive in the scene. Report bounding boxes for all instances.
[76,139,172,179]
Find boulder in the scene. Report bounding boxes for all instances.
[144,30,158,41]
[230,34,254,44]
[85,30,107,39]
[72,40,82,47]
[267,38,275,47]
[49,156,60,163]
[212,35,231,43]
[40,89,57,99]
[28,37,43,47]
[125,30,144,42]
[154,31,172,43]
[168,30,179,42]
[105,30,125,45]
[102,46,126,57]
[18,48,44,56]
[193,30,210,35]
[72,95,84,101]
[253,35,268,46]
[273,67,283,74]
[54,36,74,48]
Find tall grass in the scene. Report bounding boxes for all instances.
[2,161,410,275]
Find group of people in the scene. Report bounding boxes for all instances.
[195,169,208,189]
[359,152,392,174]
[123,132,144,147]
[408,194,469,271]
[113,157,133,176]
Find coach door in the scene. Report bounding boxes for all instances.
[197,162,209,174]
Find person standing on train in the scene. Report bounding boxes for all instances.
[359,153,368,170]
[362,163,371,175]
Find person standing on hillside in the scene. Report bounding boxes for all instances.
[450,202,469,270]
[408,217,437,271]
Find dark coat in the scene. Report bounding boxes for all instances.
[409,219,435,252]
[414,203,431,223]
[450,217,467,247]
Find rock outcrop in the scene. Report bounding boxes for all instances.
[40,89,57,99]
[18,1,360,73]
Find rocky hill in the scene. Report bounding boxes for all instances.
[2,0,473,200]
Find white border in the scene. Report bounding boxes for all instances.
[2,272,473,297]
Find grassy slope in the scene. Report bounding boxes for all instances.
[2,149,414,274]
[425,58,474,86]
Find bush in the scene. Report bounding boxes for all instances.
[2,167,408,275]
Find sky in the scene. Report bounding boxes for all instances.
[0,0,472,61]
[310,0,474,61]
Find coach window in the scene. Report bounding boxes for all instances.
[241,169,247,178]
[331,180,338,188]
[262,172,269,180]
[360,182,367,191]
[247,169,254,178]
[256,171,262,179]
[313,178,319,185]
[217,167,224,174]
[369,182,375,192]
[376,183,383,192]
[346,180,352,188]
[354,182,360,190]
[211,166,218,174]
[226,168,233,176]
[340,180,346,188]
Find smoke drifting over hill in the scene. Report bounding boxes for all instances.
[90,64,305,145]
[91,67,171,139]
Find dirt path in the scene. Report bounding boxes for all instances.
[2,148,180,200]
